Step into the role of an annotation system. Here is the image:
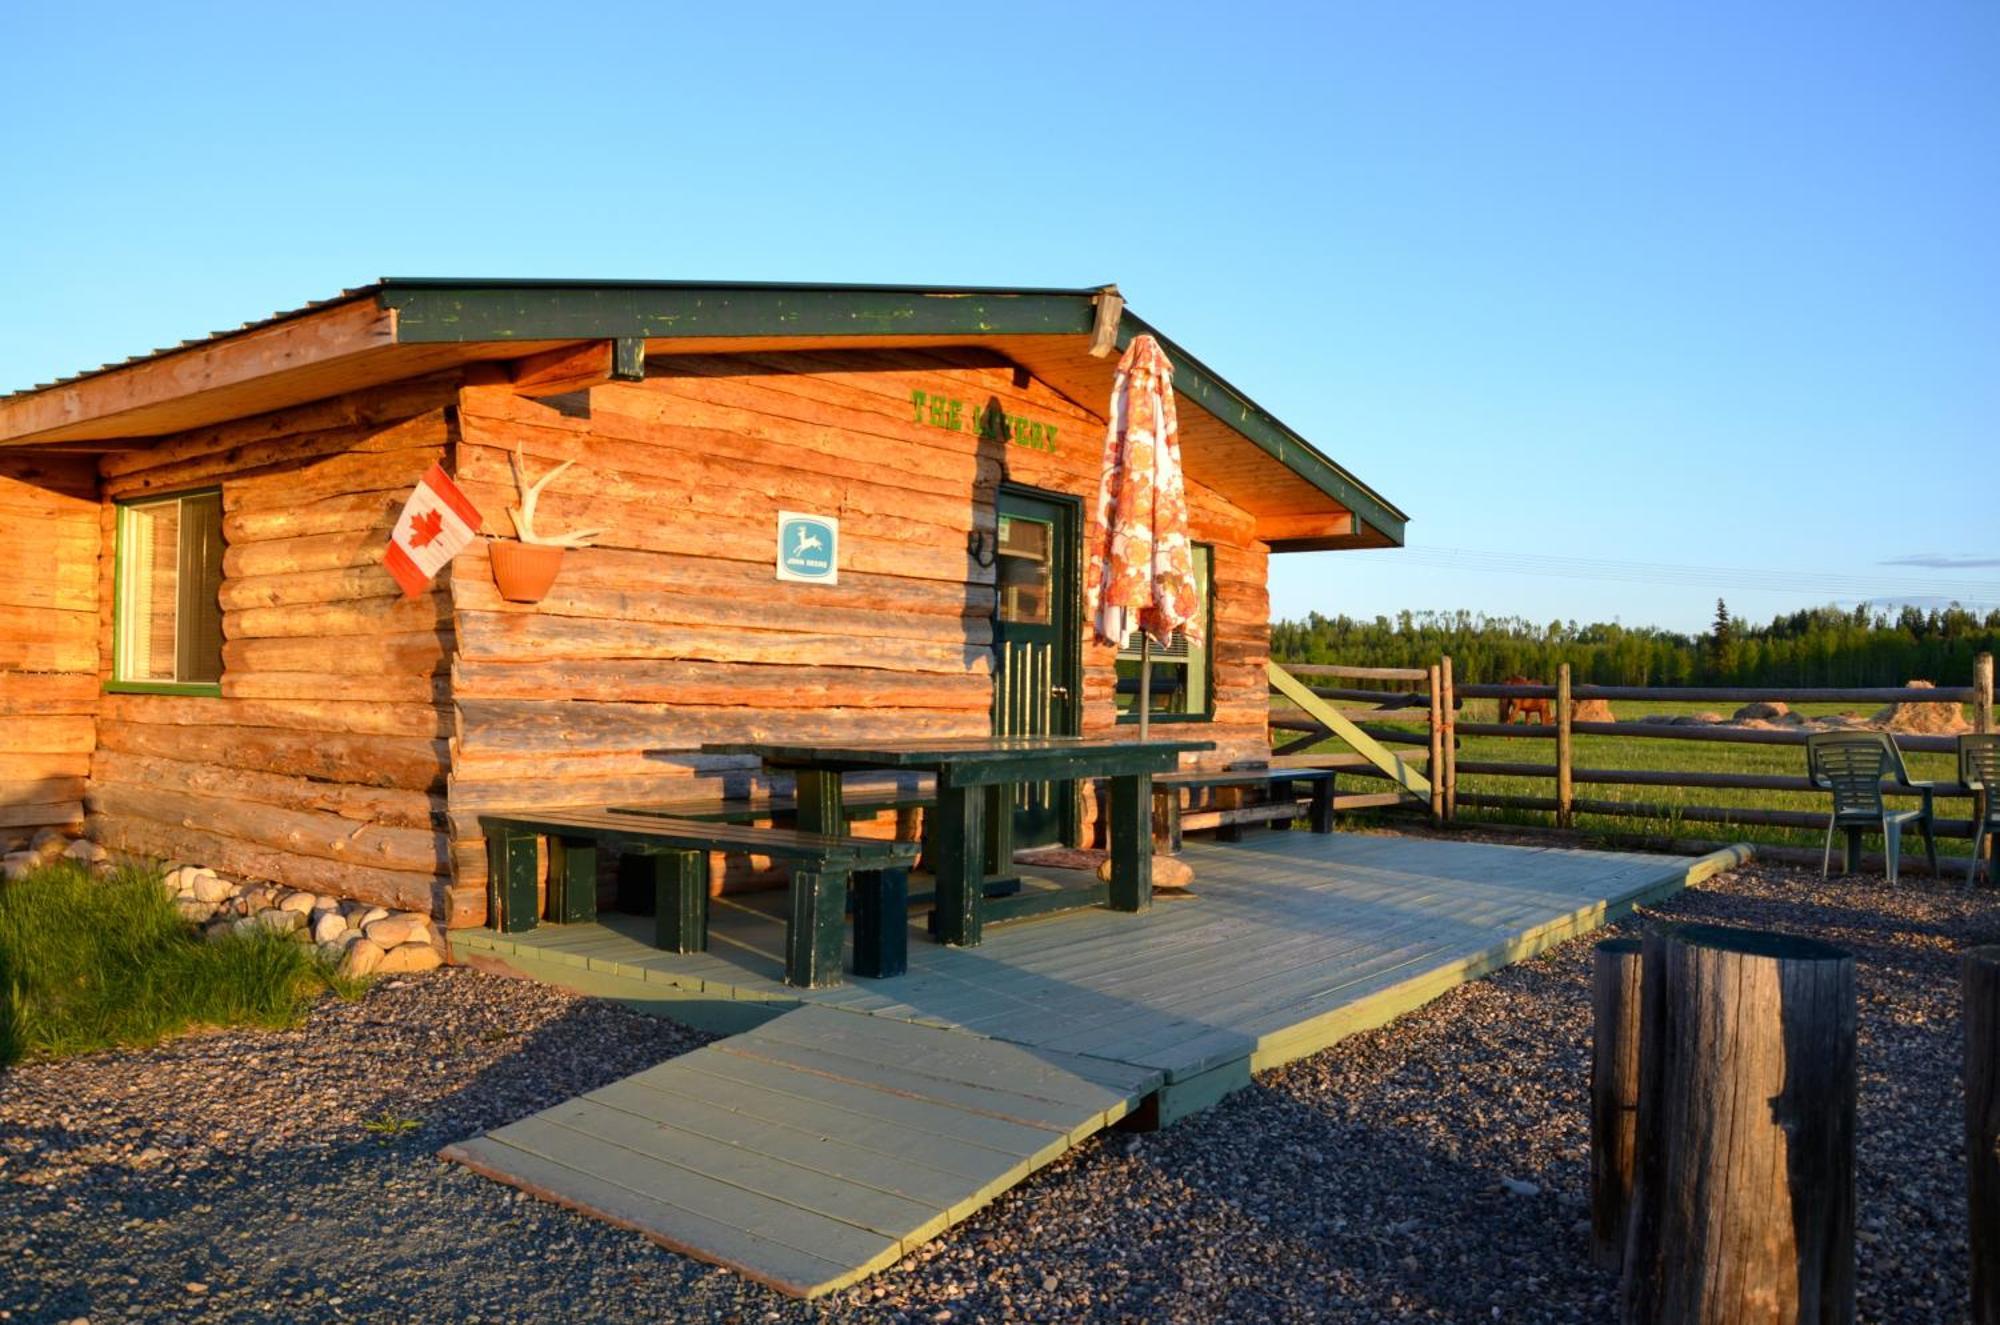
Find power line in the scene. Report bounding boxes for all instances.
[1345,545,2000,609]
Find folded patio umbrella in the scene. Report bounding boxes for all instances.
[1084,334,1202,741]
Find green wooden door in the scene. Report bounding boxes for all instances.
[992,487,1081,847]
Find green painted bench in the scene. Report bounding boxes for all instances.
[478,809,920,989]
[1151,767,1336,850]
[608,786,933,826]
[609,790,1034,907]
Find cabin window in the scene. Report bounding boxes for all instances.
[113,489,224,693]
[1114,543,1214,722]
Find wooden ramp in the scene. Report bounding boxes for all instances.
[441,1004,1161,1298]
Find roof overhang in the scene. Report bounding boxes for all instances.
[0,279,1406,549]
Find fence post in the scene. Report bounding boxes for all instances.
[1969,947,2000,1325]
[1427,664,1445,823]
[1620,924,1856,1324]
[1439,654,1457,821]
[1591,937,1643,1272]
[1978,656,1996,881]
[1556,664,1574,829]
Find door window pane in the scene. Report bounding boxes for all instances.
[118,491,224,687]
[996,515,1052,625]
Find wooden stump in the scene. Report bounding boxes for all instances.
[1968,947,2000,1325]
[1592,937,1644,1272]
[1620,924,1856,1325]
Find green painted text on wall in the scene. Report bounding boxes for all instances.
[909,390,1060,454]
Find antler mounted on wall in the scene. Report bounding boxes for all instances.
[507,443,604,549]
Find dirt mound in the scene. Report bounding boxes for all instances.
[1734,701,1789,721]
[1572,698,1615,723]
[1870,680,1972,735]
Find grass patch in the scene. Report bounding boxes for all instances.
[0,860,354,1066]
[361,1111,423,1140]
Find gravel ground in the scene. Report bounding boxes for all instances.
[4,852,1992,1324]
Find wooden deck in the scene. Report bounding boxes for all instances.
[444,831,1749,1297]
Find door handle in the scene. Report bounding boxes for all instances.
[1050,685,1071,699]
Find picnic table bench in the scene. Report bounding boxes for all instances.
[610,788,1041,907]
[479,809,919,989]
[608,786,933,826]
[1150,766,1336,850]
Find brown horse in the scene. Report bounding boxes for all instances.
[1498,676,1552,725]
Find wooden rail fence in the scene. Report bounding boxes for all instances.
[1267,661,1451,821]
[1269,653,1997,861]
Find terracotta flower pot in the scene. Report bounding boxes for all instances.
[489,541,565,603]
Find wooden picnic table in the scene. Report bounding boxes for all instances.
[701,735,1212,947]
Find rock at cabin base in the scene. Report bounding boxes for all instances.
[62,838,108,865]
[252,908,304,935]
[190,874,233,905]
[340,939,386,978]
[1094,855,1196,890]
[357,906,390,930]
[277,890,318,915]
[311,911,349,944]
[374,942,441,974]
[174,899,218,924]
[2,852,38,883]
[30,827,69,860]
[365,915,431,948]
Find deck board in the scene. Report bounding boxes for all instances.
[445,832,1742,1298]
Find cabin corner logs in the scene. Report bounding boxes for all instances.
[0,453,99,839]
[28,349,1272,927]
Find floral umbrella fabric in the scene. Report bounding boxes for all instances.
[1083,335,1201,734]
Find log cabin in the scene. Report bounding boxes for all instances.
[0,279,1406,931]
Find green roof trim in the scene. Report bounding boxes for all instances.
[1113,311,1406,546]
[379,279,1100,343]
[373,279,1406,546]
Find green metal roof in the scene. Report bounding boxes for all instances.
[373,279,1407,545]
[2,277,1406,545]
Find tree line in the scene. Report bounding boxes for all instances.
[1269,602,2000,687]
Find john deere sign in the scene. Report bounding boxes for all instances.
[775,511,838,584]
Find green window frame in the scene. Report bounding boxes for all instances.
[1114,543,1215,724]
[110,487,225,696]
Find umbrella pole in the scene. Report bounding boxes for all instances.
[1138,635,1152,742]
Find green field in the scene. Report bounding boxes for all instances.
[1295,697,1979,863]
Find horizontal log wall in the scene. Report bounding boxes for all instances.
[447,349,1271,915]
[84,376,462,920]
[0,455,100,838]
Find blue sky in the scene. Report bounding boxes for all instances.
[2,2,1993,633]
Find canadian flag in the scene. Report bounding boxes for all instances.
[384,463,482,598]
